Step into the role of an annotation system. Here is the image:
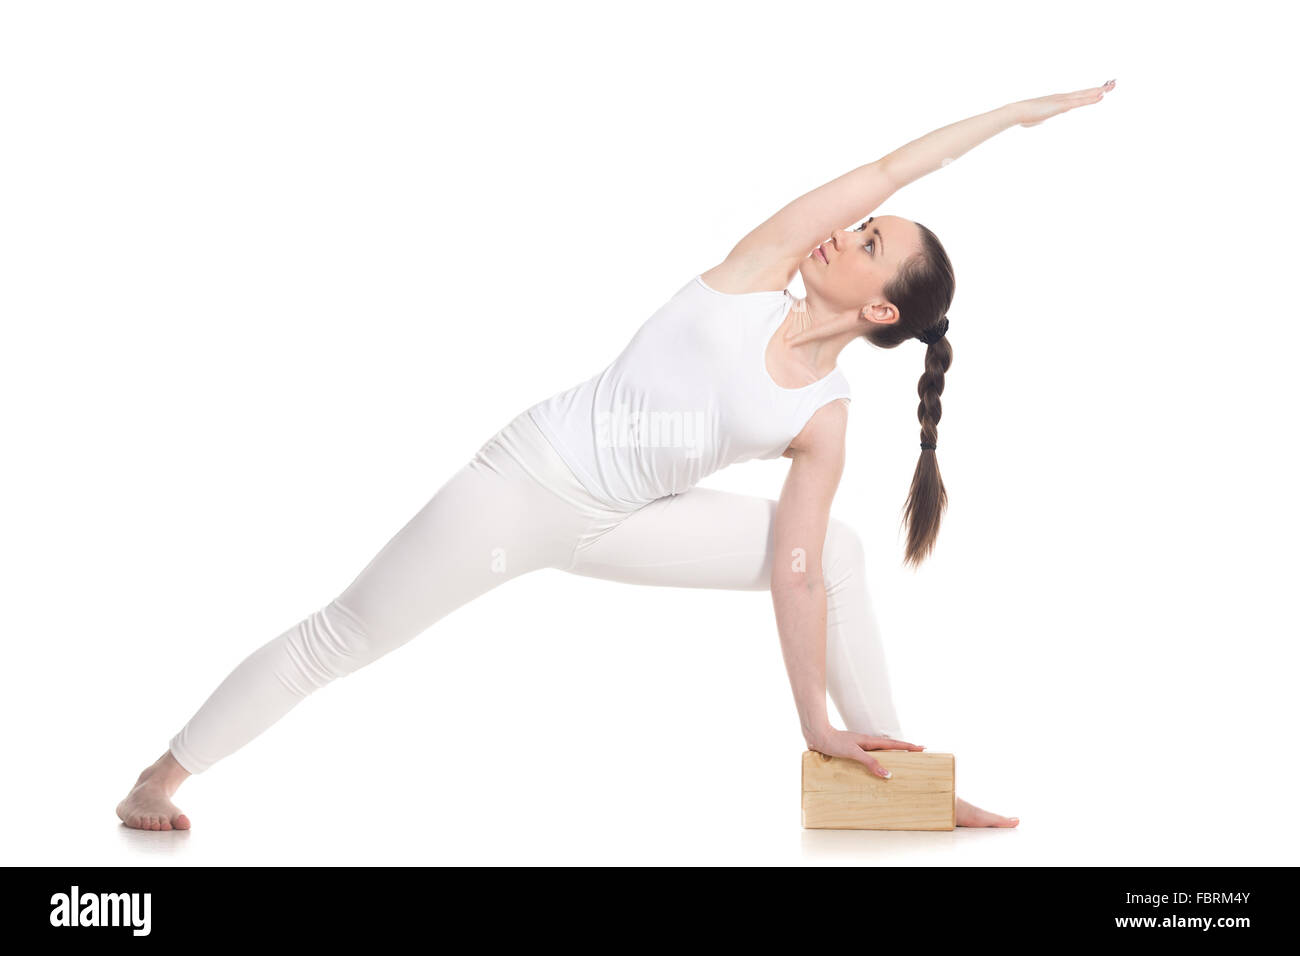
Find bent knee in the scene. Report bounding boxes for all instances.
[823,518,865,587]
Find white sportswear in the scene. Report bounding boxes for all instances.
[167,277,900,776]
[526,274,852,509]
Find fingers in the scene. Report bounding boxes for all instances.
[1071,79,1115,98]
[853,751,891,779]
[1076,79,1115,105]
[847,738,894,778]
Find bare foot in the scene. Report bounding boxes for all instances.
[116,749,192,830]
[955,795,1019,828]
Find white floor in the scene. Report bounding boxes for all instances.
[35,720,1299,866]
[13,570,1298,867]
[36,762,1296,867]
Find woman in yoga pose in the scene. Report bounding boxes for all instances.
[117,80,1115,831]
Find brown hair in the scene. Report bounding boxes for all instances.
[859,221,955,569]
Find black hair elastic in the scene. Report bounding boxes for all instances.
[920,442,936,451]
[916,316,950,346]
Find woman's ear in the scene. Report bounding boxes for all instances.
[861,301,900,327]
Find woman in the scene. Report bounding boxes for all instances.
[117,80,1115,831]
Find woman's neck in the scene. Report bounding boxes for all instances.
[776,296,855,380]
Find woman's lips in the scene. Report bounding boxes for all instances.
[816,244,828,263]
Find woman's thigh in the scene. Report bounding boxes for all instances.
[334,422,593,662]
[562,485,902,737]
[563,485,863,590]
[168,412,598,774]
[564,487,776,588]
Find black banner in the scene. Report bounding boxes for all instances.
[6,865,1287,943]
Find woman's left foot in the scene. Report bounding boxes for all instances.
[116,780,190,831]
[115,750,192,830]
[955,795,1019,828]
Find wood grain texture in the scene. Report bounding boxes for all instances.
[801,750,955,830]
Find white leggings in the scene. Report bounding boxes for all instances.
[168,409,902,774]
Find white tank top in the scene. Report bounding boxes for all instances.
[526,273,852,509]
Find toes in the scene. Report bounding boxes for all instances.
[119,804,189,831]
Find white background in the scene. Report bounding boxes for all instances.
[3,0,1296,865]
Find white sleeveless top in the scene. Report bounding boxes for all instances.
[526,273,852,509]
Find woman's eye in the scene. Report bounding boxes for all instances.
[863,239,874,253]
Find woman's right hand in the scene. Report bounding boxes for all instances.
[1014,79,1116,127]
[806,728,926,779]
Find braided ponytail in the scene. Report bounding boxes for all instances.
[902,332,951,569]
[856,220,956,568]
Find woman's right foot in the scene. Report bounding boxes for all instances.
[955,795,1019,828]
[116,750,192,830]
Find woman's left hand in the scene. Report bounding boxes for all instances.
[1015,79,1116,127]
[806,728,926,779]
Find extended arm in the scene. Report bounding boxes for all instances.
[771,401,904,776]
[879,78,1116,183]
[770,424,839,742]
[726,80,1116,266]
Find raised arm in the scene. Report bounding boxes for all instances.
[771,401,913,775]
[724,79,1116,268]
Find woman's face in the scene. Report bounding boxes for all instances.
[799,214,924,326]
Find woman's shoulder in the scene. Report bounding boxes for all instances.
[781,396,850,459]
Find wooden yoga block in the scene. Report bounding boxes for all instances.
[801,750,955,830]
